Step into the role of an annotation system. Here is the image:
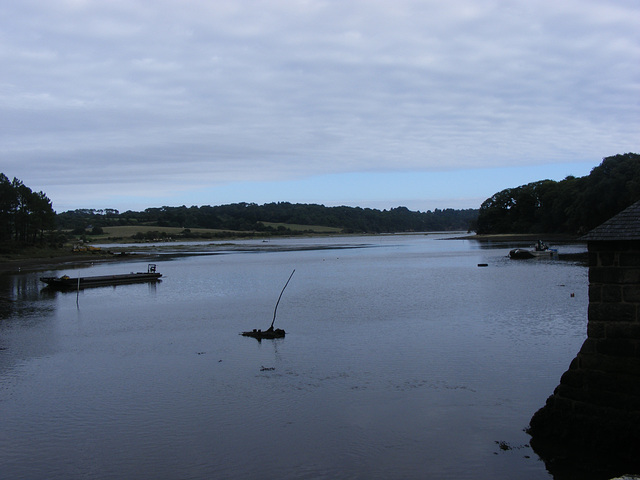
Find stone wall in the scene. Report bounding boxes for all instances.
[528,240,640,479]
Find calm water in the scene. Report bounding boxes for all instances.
[0,234,588,479]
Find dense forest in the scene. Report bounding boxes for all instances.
[475,153,640,235]
[0,173,56,246]
[56,203,479,236]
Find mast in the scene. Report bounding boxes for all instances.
[270,269,295,330]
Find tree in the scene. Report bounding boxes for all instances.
[476,153,640,234]
[0,174,17,242]
[0,174,56,246]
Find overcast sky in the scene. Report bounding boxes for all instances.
[1,0,638,213]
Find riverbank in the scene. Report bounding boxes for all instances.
[463,233,583,243]
[454,233,589,263]
[0,248,154,274]
[0,232,587,273]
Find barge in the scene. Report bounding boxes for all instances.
[41,264,161,290]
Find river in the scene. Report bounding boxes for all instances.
[0,234,588,479]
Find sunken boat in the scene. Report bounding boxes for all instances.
[241,269,294,341]
[241,326,286,340]
[41,264,162,290]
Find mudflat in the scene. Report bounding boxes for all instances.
[0,250,149,273]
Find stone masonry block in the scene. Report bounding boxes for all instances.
[587,321,606,338]
[572,399,607,417]
[596,251,616,267]
[589,303,636,322]
[623,285,640,303]
[545,394,575,412]
[569,357,581,370]
[615,241,640,252]
[601,285,623,303]
[560,369,585,389]
[597,338,636,357]
[579,352,640,374]
[579,338,597,354]
[589,267,619,284]
[620,251,640,267]
[606,322,640,340]
[583,370,619,391]
[555,384,587,402]
[621,268,640,284]
[587,388,633,410]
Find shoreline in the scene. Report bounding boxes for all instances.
[0,251,156,274]
[461,233,582,242]
[0,233,586,273]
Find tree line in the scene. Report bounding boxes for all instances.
[57,203,479,235]
[475,153,640,235]
[13,152,635,245]
[0,173,56,247]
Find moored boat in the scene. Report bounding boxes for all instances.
[41,264,162,290]
[509,240,557,259]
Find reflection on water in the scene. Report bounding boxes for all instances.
[0,235,589,479]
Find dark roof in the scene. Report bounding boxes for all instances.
[581,200,640,241]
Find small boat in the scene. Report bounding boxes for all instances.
[509,240,557,259]
[41,264,162,290]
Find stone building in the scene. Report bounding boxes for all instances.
[529,200,640,479]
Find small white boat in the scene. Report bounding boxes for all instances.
[509,241,557,259]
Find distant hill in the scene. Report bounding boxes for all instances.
[56,203,479,237]
[476,153,640,235]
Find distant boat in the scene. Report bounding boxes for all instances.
[41,264,162,290]
[509,240,557,259]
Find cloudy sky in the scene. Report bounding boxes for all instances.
[1,0,638,213]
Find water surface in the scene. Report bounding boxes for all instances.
[0,234,588,479]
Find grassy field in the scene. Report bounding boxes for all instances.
[1,223,343,267]
[85,223,342,242]
[100,225,229,237]
[260,222,342,233]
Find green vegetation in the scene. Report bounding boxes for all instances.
[5,151,638,253]
[1,172,477,253]
[260,222,342,233]
[56,203,478,238]
[476,153,640,235]
[0,173,56,252]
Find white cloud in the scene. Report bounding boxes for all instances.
[0,0,638,210]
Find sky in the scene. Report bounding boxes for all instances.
[1,0,638,213]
